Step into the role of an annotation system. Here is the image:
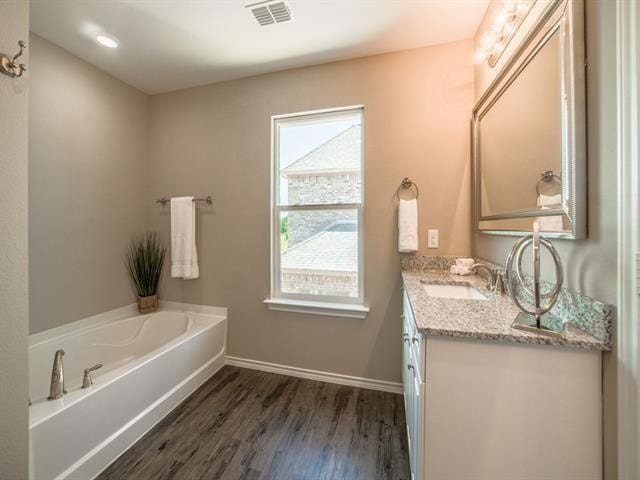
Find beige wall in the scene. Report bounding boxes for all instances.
[28,34,150,333]
[0,1,30,477]
[148,41,474,383]
[472,1,618,478]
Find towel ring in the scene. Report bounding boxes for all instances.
[535,170,561,196]
[395,177,419,199]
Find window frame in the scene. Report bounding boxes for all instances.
[267,106,367,317]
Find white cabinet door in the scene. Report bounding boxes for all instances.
[402,316,410,406]
[403,290,424,480]
[411,367,424,480]
[402,324,414,475]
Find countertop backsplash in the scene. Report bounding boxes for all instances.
[474,256,613,345]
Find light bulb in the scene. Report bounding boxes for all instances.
[480,31,497,49]
[495,9,509,28]
[504,0,519,14]
[490,22,504,37]
[474,50,487,64]
[516,0,530,14]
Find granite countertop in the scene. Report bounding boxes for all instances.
[401,268,611,351]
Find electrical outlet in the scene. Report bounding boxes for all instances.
[427,229,439,249]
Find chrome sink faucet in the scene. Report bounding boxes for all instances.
[48,349,67,400]
[494,269,507,294]
[469,263,507,294]
[470,263,496,290]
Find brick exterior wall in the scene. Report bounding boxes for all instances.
[288,172,361,205]
[287,172,360,247]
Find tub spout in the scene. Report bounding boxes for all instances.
[48,349,67,400]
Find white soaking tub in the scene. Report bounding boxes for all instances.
[29,303,227,480]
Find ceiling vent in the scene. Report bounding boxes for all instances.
[247,1,293,26]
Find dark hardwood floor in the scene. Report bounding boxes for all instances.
[98,365,410,480]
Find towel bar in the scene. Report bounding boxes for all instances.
[155,196,212,206]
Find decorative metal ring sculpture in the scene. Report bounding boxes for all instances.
[505,234,563,320]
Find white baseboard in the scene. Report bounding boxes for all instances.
[225,356,402,394]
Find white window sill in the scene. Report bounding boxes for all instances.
[264,298,369,319]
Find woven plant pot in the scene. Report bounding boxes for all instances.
[137,294,158,314]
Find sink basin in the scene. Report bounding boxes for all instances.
[421,282,488,301]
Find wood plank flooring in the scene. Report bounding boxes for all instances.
[98,366,410,480]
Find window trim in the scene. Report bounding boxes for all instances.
[268,106,366,315]
[263,298,370,319]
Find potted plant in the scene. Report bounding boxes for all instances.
[125,232,167,313]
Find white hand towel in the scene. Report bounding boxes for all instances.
[456,258,475,268]
[398,198,418,253]
[450,265,473,276]
[171,197,199,280]
[537,194,564,232]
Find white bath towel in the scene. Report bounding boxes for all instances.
[398,198,418,253]
[171,197,199,280]
[537,194,564,232]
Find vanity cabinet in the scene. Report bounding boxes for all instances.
[401,289,603,480]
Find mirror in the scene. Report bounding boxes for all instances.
[472,0,586,238]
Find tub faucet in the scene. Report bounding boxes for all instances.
[48,349,67,400]
[81,363,103,389]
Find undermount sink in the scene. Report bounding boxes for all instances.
[421,282,489,301]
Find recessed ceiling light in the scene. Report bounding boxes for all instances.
[96,35,118,48]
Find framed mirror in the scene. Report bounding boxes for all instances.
[472,0,586,239]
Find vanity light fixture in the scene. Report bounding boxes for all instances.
[474,0,535,67]
[96,35,118,49]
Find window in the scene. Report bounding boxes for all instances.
[265,106,368,318]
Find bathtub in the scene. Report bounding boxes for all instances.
[28,302,227,480]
